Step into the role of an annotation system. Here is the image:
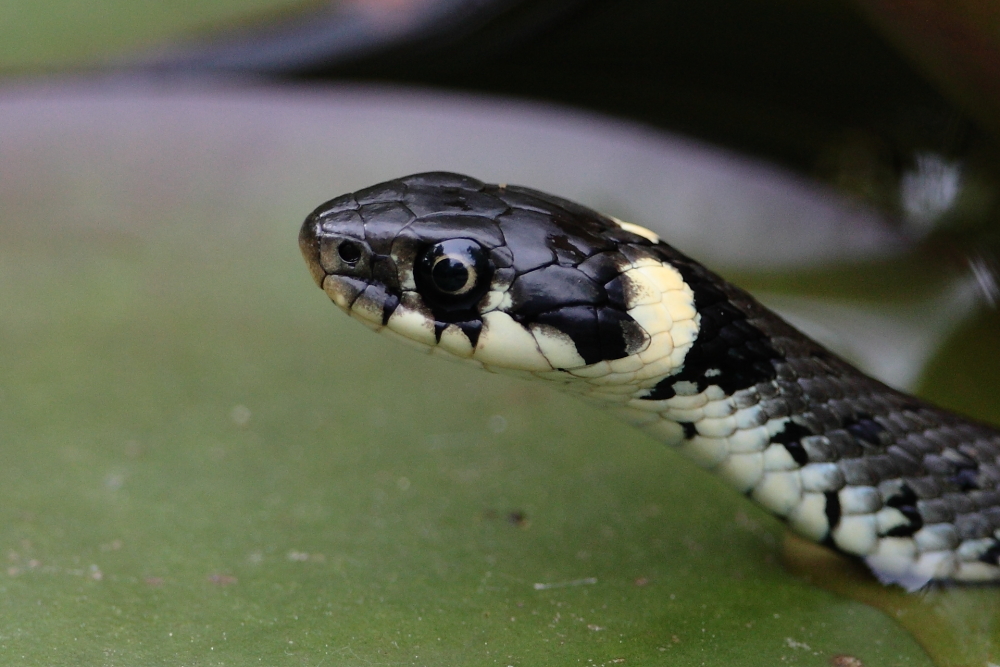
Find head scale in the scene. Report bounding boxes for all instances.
[299,172,702,403]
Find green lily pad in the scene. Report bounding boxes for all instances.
[0,0,317,71]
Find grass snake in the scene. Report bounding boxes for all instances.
[298,172,1000,590]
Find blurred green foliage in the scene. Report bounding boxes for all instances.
[0,0,316,70]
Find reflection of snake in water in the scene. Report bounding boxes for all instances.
[299,172,1000,589]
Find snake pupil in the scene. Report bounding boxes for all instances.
[432,257,471,293]
[338,241,362,264]
[414,239,492,312]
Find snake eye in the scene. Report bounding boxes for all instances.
[415,239,492,309]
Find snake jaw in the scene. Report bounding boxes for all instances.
[320,275,366,314]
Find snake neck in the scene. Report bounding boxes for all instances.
[585,257,1000,589]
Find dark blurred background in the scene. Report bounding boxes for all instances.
[133,0,1000,255]
[5,0,999,252]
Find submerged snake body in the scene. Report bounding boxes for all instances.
[299,172,1000,588]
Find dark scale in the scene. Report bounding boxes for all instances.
[769,421,813,466]
[980,541,1000,566]
[823,491,842,546]
[381,292,400,326]
[457,320,483,348]
[843,413,887,447]
[942,449,982,492]
[952,468,981,492]
[507,265,606,319]
[883,483,924,537]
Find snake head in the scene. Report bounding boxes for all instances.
[299,172,701,398]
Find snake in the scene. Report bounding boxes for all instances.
[298,171,1000,589]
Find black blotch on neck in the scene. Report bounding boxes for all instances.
[885,483,918,509]
[640,255,781,401]
[770,421,813,466]
[643,307,780,400]
[646,381,676,400]
[680,422,696,439]
[884,483,923,537]
[979,541,1000,566]
[824,491,841,534]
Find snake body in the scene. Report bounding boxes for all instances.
[299,172,1000,589]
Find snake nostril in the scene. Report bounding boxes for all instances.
[338,241,362,264]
